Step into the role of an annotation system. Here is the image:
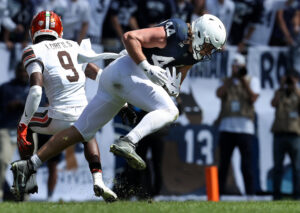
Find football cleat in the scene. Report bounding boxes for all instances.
[11,173,38,196]
[110,136,146,170]
[93,172,117,202]
[10,160,35,199]
[25,173,38,194]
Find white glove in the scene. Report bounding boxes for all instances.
[163,67,181,97]
[138,60,168,86]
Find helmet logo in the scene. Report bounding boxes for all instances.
[50,21,55,28]
[38,21,44,26]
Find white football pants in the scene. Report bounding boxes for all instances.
[74,55,179,142]
[29,107,77,135]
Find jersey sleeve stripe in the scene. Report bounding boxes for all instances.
[22,49,35,60]
[22,48,36,65]
[23,54,36,64]
[31,114,49,123]
[23,48,34,54]
[33,110,48,118]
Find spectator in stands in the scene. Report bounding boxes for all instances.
[206,0,235,37]
[35,0,68,17]
[61,0,90,44]
[102,0,138,56]
[0,62,29,201]
[86,0,111,46]
[270,0,300,71]
[248,0,286,46]
[271,71,300,200]
[172,0,194,23]
[215,53,260,197]
[137,0,175,28]
[3,0,34,49]
[191,0,207,22]
[0,0,24,35]
[270,0,300,46]
[109,0,139,40]
[228,0,263,52]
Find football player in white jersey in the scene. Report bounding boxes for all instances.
[12,11,122,202]
[11,14,227,197]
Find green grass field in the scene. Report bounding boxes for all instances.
[1,201,300,213]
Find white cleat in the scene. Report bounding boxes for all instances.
[93,172,117,202]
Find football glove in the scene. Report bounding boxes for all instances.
[17,123,34,159]
[163,67,182,97]
[138,60,168,86]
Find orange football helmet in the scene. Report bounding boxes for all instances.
[30,10,63,43]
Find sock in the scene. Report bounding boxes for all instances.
[127,108,178,144]
[89,162,102,174]
[92,171,104,185]
[30,154,43,170]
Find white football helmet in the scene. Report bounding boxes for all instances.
[191,14,226,60]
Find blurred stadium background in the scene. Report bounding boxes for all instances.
[1,0,300,207]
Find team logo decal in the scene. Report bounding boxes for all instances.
[38,20,44,26]
[50,18,56,28]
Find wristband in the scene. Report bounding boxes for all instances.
[138,60,151,72]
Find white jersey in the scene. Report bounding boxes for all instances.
[22,38,88,121]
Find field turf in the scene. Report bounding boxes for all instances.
[1,201,300,213]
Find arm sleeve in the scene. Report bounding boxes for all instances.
[19,62,44,125]
[20,85,42,125]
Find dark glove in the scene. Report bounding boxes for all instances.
[119,104,137,126]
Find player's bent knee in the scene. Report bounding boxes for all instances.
[165,106,179,122]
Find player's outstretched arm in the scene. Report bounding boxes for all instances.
[84,63,102,83]
[18,62,43,157]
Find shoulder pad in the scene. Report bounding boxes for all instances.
[162,18,189,41]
